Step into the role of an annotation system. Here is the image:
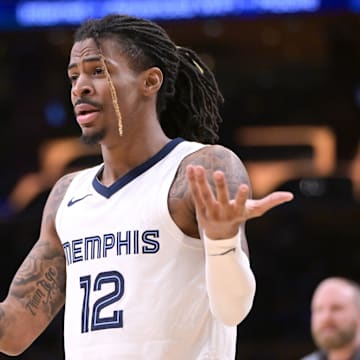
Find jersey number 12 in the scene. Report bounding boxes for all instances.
[79,270,124,333]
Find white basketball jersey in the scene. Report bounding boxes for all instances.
[55,138,236,360]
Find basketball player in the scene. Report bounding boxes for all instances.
[0,14,293,359]
[301,277,360,360]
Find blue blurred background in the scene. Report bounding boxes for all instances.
[1,0,360,359]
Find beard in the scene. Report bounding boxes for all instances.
[312,322,357,350]
[80,128,106,145]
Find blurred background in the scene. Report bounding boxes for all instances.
[0,0,360,359]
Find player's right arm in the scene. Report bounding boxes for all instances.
[0,172,76,356]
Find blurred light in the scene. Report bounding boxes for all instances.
[15,0,322,27]
[44,101,67,128]
[299,178,326,197]
[349,0,360,11]
[16,1,95,26]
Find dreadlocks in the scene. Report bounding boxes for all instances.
[74,14,224,144]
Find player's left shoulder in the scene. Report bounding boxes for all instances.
[189,143,245,171]
[200,143,237,157]
[182,144,250,193]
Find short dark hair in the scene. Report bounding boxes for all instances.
[74,14,224,144]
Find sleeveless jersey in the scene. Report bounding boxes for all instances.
[55,138,236,360]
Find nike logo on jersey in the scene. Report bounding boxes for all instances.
[67,194,93,207]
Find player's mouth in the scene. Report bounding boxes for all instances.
[75,103,100,125]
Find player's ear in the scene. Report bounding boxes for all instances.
[142,67,163,96]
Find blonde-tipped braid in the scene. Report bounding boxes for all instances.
[98,48,123,136]
[76,15,223,143]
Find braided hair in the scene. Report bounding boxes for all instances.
[74,14,224,144]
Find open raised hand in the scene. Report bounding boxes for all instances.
[186,165,294,240]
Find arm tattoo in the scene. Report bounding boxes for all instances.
[10,242,66,319]
[44,172,77,225]
[170,145,251,254]
[8,172,76,319]
[173,145,250,200]
[24,267,58,316]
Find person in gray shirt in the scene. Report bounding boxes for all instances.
[301,277,360,360]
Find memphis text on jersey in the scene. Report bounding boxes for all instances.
[62,230,160,265]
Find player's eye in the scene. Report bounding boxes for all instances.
[94,67,105,75]
[68,74,78,84]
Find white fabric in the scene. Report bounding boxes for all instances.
[55,140,237,360]
[204,232,256,326]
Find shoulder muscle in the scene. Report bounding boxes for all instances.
[179,145,251,198]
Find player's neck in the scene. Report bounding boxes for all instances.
[99,132,171,186]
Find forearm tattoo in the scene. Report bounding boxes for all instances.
[11,242,66,319]
[7,173,75,320]
[24,266,58,316]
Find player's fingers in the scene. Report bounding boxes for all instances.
[234,184,250,210]
[193,166,216,207]
[186,165,203,205]
[186,165,213,218]
[213,171,230,205]
[246,191,294,219]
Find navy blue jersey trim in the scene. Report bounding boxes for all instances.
[92,137,184,198]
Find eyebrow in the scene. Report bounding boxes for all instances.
[67,55,104,71]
